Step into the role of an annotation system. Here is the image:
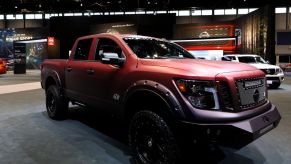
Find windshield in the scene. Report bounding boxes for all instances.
[123,37,194,59]
[238,56,267,64]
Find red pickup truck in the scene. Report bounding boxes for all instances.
[41,33,281,163]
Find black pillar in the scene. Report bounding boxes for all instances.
[265,5,276,64]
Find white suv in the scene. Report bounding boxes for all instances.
[224,54,284,89]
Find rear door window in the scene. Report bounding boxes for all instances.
[73,38,93,60]
[238,56,256,63]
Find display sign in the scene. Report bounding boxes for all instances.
[174,24,237,52]
[48,37,55,46]
[14,43,26,74]
[13,34,33,41]
[172,37,237,51]
[0,28,48,59]
[277,32,291,45]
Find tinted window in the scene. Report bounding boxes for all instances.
[74,38,93,60]
[96,38,123,60]
[123,37,194,59]
[238,56,256,63]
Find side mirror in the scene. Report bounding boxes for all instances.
[101,52,125,67]
[266,60,270,64]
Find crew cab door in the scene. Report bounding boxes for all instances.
[65,38,96,102]
[85,37,126,109]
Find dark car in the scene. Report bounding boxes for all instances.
[1,58,14,71]
[0,58,7,74]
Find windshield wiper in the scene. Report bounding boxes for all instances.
[167,56,187,59]
[152,56,169,59]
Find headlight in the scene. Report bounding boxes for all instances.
[175,79,220,110]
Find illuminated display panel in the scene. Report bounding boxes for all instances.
[173,24,239,52]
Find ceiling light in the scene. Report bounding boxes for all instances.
[80,3,83,7]
[15,6,18,9]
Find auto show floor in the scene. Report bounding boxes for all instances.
[0,70,291,164]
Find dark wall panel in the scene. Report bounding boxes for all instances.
[235,5,275,64]
[136,14,175,39]
[25,20,43,28]
[49,16,90,59]
[277,32,291,45]
[7,20,24,28]
[0,21,4,28]
[49,14,175,59]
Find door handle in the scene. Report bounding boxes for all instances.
[87,69,94,75]
[67,67,73,72]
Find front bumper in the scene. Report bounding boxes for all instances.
[177,104,281,149]
[266,74,284,85]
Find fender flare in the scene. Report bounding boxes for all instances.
[123,80,185,119]
[44,69,63,91]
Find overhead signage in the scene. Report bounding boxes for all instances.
[48,37,55,46]
[13,34,33,41]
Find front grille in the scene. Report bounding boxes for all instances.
[260,68,276,75]
[267,77,280,81]
[235,77,267,110]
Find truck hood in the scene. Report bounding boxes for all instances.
[249,63,280,69]
[141,59,258,76]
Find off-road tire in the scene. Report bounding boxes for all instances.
[129,110,180,164]
[46,85,68,120]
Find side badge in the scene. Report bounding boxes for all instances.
[113,93,120,101]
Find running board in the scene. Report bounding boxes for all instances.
[71,101,86,108]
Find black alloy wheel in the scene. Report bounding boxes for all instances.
[46,85,68,120]
[129,110,180,164]
[47,89,56,114]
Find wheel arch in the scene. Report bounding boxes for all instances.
[123,80,185,124]
[44,70,62,91]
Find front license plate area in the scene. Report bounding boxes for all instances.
[249,109,280,133]
[267,80,273,84]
